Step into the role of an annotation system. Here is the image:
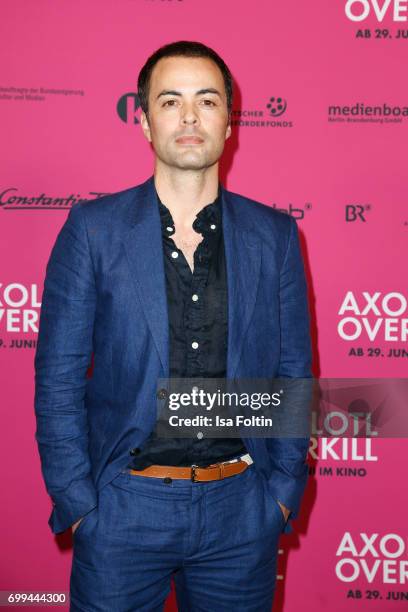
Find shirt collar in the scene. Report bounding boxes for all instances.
[157,188,222,238]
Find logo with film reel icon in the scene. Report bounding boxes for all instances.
[266,97,287,117]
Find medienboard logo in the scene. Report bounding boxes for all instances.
[328,102,408,124]
[231,97,293,129]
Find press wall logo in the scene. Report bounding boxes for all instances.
[0,187,109,210]
[345,0,408,22]
[328,102,408,124]
[0,283,41,338]
[266,97,287,117]
[231,97,293,128]
[117,92,142,124]
[337,291,408,359]
[270,201,312,220]
[335,532,408,599]
[345,204,371,222]
[309,437,378,474]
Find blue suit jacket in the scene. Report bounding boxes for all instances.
[34,175,312,536]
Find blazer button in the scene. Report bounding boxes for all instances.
[157,388,168,400]
[130,448,141,456]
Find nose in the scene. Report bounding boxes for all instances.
[180,102,199,126]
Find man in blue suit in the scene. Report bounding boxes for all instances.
[34,40,312,611]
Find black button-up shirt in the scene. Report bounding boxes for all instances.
[128,190,247,469]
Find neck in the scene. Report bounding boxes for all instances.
[153,162,219,231]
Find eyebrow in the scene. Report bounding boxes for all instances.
[156,88,222,100]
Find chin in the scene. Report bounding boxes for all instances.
[175,151,221,170]
[178,162,208,171]
[171,156,209,171]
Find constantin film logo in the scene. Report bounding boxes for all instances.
[0,188,109,210]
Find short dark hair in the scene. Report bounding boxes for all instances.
[137,40,233,115]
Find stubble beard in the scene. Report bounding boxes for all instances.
[159,141,223,172]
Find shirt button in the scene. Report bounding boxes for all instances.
[210,224,216,230]
[166,226,173,232]
[192,294,199,302]
[191,341,199,349]
[157,388,168,399]
[171,251,179,259]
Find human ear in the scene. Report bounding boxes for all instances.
[140,111,152,143]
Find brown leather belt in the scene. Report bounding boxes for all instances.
[128,458,250,482]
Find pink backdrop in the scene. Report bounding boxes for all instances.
[1,1,407,610]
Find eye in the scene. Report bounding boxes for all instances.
[163,99,177,107]
[201,99,216,106]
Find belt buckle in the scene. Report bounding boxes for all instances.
[191,464,199,482]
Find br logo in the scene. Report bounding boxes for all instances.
[117,92,142,124]
[266,97,287,117]
[345,205,369,222]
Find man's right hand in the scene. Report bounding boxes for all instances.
[71,516,84,534]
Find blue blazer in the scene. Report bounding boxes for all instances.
[34,175,312,536]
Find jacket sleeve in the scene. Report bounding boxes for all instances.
[266,215,312,534]
[34,202,98,534]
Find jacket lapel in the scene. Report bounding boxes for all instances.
[121,176,262,381]
[121,177,169,376]
[221,187,262,379]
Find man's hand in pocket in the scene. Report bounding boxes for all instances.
[277,501,291,522]
[71,516,84,534]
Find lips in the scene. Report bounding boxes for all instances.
[176,135,204,144]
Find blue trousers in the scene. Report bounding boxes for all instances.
[69,462,285,611]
